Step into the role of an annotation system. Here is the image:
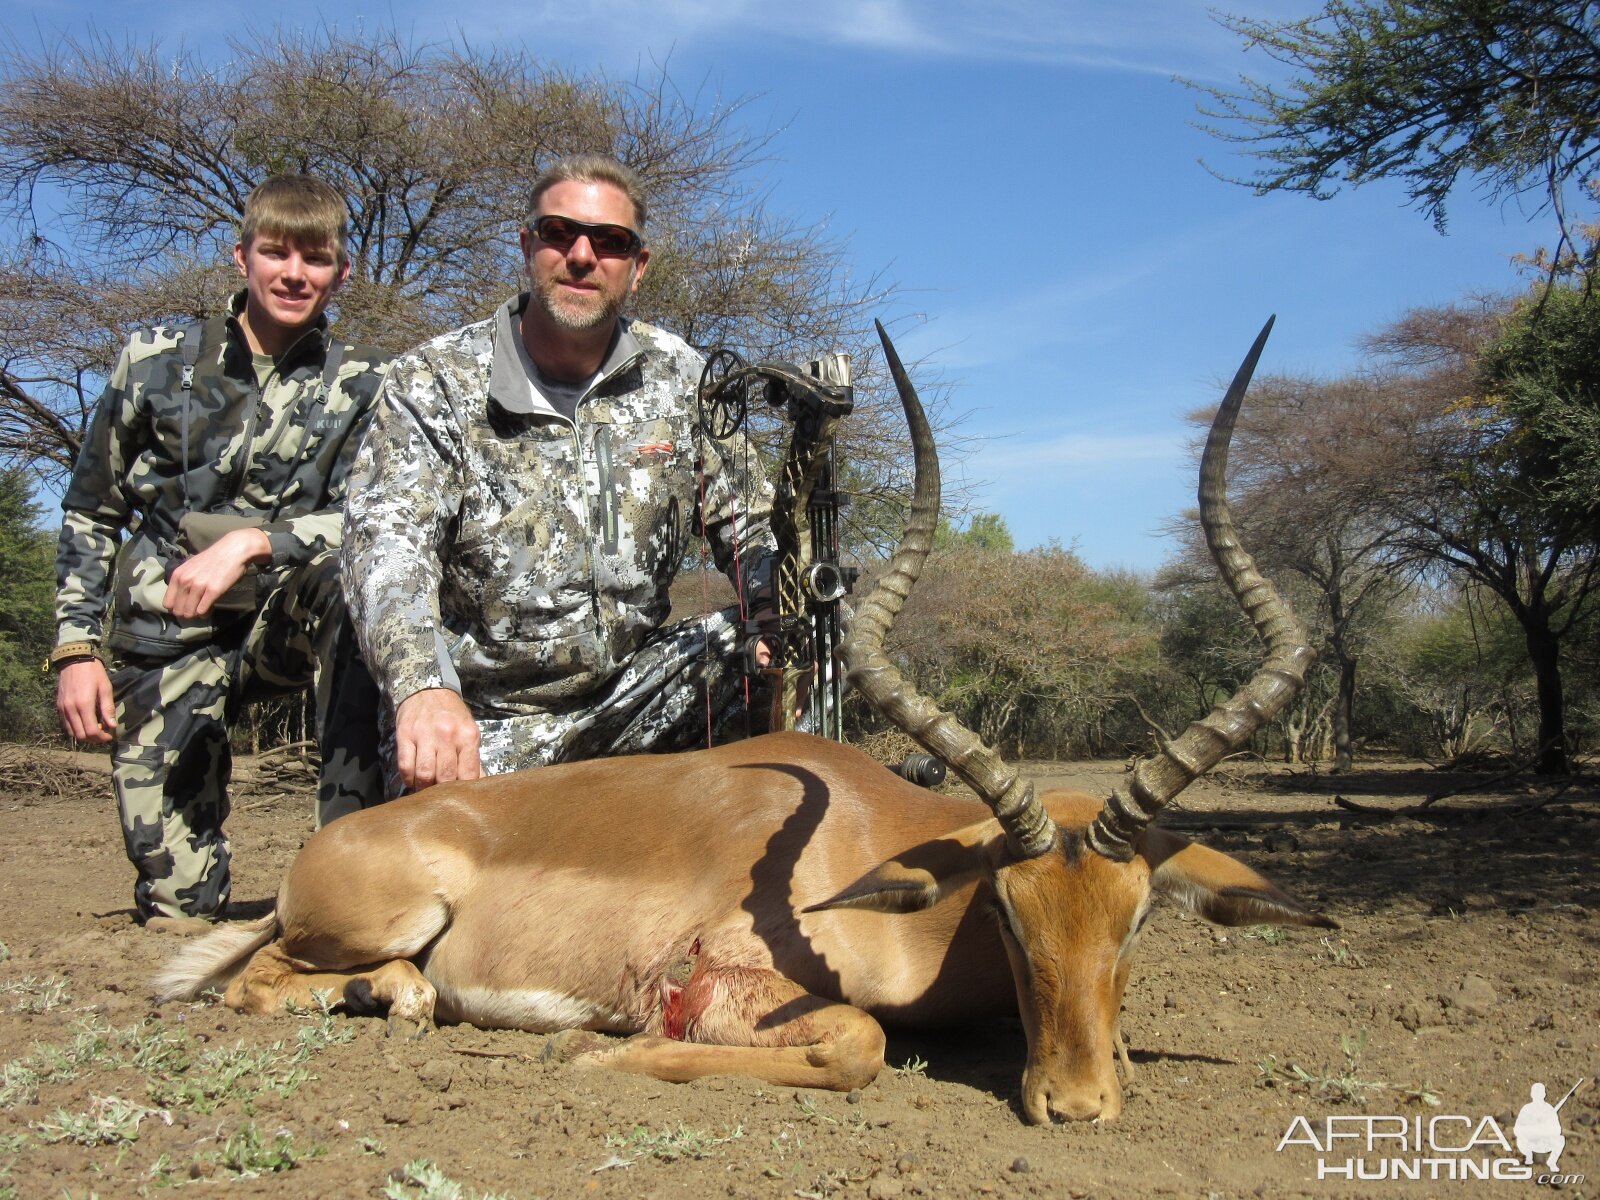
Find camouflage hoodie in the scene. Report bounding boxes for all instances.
[342,295,775,717]
[54,292,390,658]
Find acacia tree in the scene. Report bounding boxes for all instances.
[1367,295,1600,773]
[934,511,1016,553]
[0,30,901,493]
[1478,276,1600,535]
[1370,585,1535,761]
[1199,0,1600,239]
[1153,545,1343,763]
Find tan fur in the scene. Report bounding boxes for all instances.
[156,732,1330,1121]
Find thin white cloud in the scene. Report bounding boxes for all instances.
[434,0,1290,76]
[17,0,1311,81]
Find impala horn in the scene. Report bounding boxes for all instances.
[1085,316,1316,860]
[842,322,1057,860]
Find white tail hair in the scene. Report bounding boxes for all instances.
[152,912,278,1002]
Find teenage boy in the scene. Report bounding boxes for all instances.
[52,174,389,927]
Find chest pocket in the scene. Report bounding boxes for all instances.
[589,415,695,583]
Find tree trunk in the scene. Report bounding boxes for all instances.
[1332,652,1356,773]
[1522,613,1568,775]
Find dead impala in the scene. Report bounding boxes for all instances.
[158,318,1332,1124]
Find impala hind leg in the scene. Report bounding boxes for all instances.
[223,941,437,1037]
[545,969,885,1092]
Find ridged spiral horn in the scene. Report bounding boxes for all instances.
[1085,316,1316,861]
[841,321,1058,860]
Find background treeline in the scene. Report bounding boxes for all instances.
[861,510,1599,769]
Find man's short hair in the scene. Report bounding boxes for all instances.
[527,156,649,231]
[239,175,351,269]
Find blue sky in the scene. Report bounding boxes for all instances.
[13,0,1558,570]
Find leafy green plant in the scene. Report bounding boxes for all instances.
[0,1019,125,1106]
[0,974,72,1013]
[1240,925,1288,945]
[145,1152,180,1188]
[32,1096,169,1147]
[1319,934,1367,968]
[147,993,351,1113]
[3,1001,352,1122]
[0,1132,23,1200]
[382,1159,512,1200]
[207,1123,323,1178]
[1257,1029,1439,1106]
[796,1166,861,1199]
[148,1040,313,1113]
[603,1122,745,1164]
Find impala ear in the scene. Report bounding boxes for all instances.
[803,830,989,915]
[1142,828,1337,929]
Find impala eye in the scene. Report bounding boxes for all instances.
[989,900,1024,946]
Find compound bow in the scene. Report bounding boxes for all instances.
[697,351,855,737]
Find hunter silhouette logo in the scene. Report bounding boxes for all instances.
[1514,1079,1582,1173]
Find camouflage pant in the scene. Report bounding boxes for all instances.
[381,606,766,792]
[110,553,383,921]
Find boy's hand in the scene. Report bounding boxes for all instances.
[164,527,273,619]
[57,658,115,744]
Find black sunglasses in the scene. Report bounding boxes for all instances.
[529,215,643,258]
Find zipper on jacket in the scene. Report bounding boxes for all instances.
[233,325,324,507]
[569,344,643,665]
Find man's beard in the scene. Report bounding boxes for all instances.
[533,271,629,332]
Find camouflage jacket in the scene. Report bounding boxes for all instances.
[55,292,390,658]
[342,296,776,716]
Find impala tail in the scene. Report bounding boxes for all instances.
[153,913,278,1002]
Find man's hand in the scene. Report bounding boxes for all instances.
[395,687,482,790]
[163,527,273,619]
[57,658,116,744]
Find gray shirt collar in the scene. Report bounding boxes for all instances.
[488,293,642,416]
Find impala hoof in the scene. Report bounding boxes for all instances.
[386,1013,430,1041]
[541,1028,610,1065]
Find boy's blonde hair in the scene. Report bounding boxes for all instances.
[239,175,350,269]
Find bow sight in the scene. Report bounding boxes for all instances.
[697,349,856,739]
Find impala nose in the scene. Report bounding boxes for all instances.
[1059,1088,1122,1123]
[1024,1074,1123,1123]
[1024,1062,1126,1126]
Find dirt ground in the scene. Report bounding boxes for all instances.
[0,744,1595,1200]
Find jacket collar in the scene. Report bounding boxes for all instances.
[225,288,330,372]
[488,293,642,417]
